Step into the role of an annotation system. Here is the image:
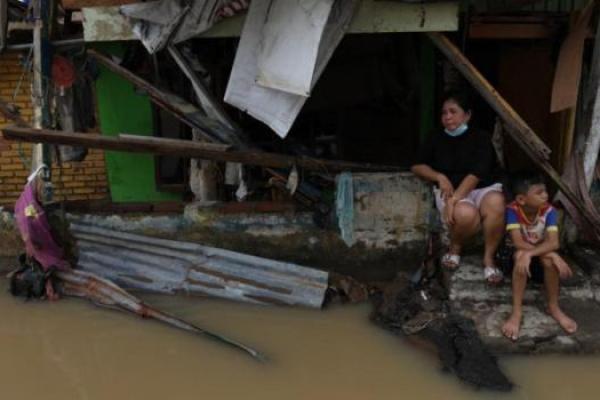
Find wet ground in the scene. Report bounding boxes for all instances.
[2,276,600,400]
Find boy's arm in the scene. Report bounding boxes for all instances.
[527,207,560,257]
[506,207,535,250]
[523,230,560,257]
[508,229,535,251]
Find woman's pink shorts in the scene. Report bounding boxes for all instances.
[433,183,503,213]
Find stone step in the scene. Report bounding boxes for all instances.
[447,255,595,304]
[455,300,591,354]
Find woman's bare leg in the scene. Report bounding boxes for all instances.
[479,191,505,267]
[448,202,480,256]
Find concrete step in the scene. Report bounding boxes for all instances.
[446,254,600,354]
[455,300,595,354]
[447,255,594,304]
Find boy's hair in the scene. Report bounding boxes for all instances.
[511,171,545,196]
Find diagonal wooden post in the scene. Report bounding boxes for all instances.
[426,31,600,238]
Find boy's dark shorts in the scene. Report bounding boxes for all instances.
[496,242,545,284]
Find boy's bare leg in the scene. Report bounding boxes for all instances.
[502,256,528,341]
[479,191,505,267]
[541,256,577,334]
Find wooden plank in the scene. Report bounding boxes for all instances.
[81,1,459,41]
[167,45,239,132]
[469,23,557,39]
[119,134,232,152]
[550,1,594,113]
[426,32,551,161]
[1,126,403,173]
[61,0,137,9]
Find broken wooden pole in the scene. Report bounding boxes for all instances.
[1,126,402,173]
[167,45,240,132]
[88,49,246,147]
[88,50,328,210]
[426,31,600,239]
[70,223,329,308]
[427,32,550,161]
[167,45,238,203]
[56,269,265,360]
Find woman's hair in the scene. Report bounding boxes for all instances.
[442,90,472,113]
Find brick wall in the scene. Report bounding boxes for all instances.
[0,52,108,206]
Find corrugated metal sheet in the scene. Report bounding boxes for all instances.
[71,223,329,308]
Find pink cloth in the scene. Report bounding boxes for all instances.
[15,181,70,272]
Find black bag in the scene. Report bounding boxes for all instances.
[9,254,52,299]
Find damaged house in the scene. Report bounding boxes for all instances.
[1,0,600,378]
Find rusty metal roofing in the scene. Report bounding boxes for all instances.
[71,223,329,308]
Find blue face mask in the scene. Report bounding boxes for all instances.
[445,123,469,137]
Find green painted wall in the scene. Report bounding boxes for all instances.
[94,43,181,203]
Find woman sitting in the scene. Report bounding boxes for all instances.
[411,91,505,284]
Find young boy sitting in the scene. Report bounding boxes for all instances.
[501,172,577,341]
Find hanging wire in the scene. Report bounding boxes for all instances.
[13,46,34,100]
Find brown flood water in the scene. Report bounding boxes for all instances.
[1,278,598,400]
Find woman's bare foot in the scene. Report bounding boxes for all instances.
[548,306,578,334]
[501,312,521,341]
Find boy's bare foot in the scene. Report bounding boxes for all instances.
[548,306,578,334]
[501,312,521,341]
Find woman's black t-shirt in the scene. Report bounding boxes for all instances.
[415,128,497,189]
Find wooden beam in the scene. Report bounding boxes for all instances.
[1,126,403,173]
[426,32,551,161]
[426,32,600,239]
[469,23,558,39]
[61,0,137,9]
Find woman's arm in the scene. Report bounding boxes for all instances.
[452,174,480,201]
[444,174,479,225]
[411,164,454,198]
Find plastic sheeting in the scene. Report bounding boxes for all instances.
[256,0,334,96]
[224,0,359,138]
[335,172,354,247]
[120,0,250,54]
[15,169,70,272]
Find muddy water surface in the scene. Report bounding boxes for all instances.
[0,279,598,400]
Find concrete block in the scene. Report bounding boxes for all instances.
[338,172,432,250]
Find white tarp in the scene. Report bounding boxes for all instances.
[256,0,334,96]
[225,0,358,138]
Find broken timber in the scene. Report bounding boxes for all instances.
[87,49,246,146]
[426,32,600,239]
[56,269,265,360]
[1,126,401,173]
[86,49,351,209]
[70,223,329,308]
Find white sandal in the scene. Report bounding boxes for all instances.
[484,266,504,284]
[441,253,461,270]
